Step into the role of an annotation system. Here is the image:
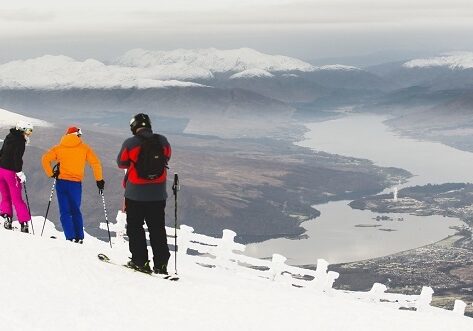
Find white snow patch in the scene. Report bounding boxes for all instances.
[317,64,361,71]
[0,108,51,128]
[229,68,274,79]
[403,52,473,69]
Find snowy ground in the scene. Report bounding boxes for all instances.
[0,108,50,129]
[0,216,471,331]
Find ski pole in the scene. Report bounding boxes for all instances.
[23,182,35,235]
[101,192,112,248]
[41,163,59,236]
[172,173,180,274]
[41,178,57,236]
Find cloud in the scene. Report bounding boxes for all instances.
[127,0,473,27]
[0,9,55,22]
[2,0,473,35]
[1,0,473,62]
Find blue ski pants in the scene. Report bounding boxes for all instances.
[56,179,84,240]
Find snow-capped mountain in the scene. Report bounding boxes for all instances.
[0,48,390,131]
[0,48,396,111]
[403,52,473,70]
[115,47,316,74]
[365,52,473,90]
[0,55,204,90]
[0,48,372,91]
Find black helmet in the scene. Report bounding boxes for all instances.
[130,113,151,134]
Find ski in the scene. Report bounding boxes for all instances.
[97,253,179,281]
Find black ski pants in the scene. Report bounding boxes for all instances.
[125,198,170,267]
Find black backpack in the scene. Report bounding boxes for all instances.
[135,134,168,180]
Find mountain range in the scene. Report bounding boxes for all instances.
[1,47,473,150]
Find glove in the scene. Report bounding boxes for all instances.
[52,166,60,179]
[96,180,105,195]
[16,172,26,183]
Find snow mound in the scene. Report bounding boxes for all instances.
[0,55,205,90]
[0,108,51,128]
[229,68,274,79]
[115,47,316,74]
[403,52,473,69]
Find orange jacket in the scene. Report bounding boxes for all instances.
[42,134,103,182]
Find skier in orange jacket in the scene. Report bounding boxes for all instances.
[42,127,104,243]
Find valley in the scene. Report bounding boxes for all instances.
[2,48,473,317]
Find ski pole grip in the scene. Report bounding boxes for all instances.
[52,163,60,179]
[172,173,180,194]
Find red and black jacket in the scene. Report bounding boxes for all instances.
[116,128,171,201]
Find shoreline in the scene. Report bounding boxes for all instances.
[328,229,473,316]
[246,113,464,264]
[290,111,473,315]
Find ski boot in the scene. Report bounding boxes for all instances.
[153,262,168,275]
[20,222,29,233]
[126,260,152,274]
[74,238,83,244]
[2,214,13,230]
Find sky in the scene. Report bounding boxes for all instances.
[1,0,473,65]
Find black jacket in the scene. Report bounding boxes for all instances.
[0,129,26,172]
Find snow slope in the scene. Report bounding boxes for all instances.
[0,215,471,331]
[0,107,50,128]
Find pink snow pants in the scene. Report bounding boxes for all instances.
[0,167,30,223]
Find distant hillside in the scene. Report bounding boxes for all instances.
[0,86,295,138]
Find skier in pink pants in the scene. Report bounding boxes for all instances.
[0,121,33,233]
